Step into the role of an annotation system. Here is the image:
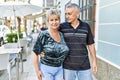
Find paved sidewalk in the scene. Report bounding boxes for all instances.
[20,52,38,80]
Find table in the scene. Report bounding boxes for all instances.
[2,43,25,73]
[0,48,21,54]
[0,47,22,80]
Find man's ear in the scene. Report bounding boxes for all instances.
[77,11,80,18]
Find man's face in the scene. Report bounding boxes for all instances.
[65,7,79,23]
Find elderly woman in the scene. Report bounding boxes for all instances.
[32,9,69,80]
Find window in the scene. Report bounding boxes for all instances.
[79,0,96,37]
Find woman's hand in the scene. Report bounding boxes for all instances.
[36,70,43,80]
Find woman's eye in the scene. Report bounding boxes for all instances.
[50,19,53,21]
[55,19,58,21]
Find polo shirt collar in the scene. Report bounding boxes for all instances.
[67,18,83,28]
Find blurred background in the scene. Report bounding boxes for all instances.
[0,0,120,80]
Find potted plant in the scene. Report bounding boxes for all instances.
[6,33,23,43]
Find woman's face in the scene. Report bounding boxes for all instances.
[48,15,60,30]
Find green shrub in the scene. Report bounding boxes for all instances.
[6,33,23,43]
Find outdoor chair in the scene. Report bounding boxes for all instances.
[26,34,33,47]
[0,43,22,80]
[19,38,28,54]
[0,52,11,80]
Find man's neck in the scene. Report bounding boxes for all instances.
[71,19,80,29]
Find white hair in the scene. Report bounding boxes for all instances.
[66,3,80,12]
[46,8,60,21]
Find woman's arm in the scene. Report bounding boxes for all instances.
[32,51,43,80]
[88,44,98,75]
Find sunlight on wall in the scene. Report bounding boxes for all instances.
[30,0,42,7]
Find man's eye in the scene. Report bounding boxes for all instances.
[68,13,71,15]
[66,13,71,15]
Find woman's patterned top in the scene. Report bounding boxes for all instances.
[33,30,69,67]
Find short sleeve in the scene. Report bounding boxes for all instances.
[33,32,45,55]
[86,24,95,45]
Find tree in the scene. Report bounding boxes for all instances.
[17,17,21,33]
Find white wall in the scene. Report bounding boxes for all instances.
[60,0,70,22]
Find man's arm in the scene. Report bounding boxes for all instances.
[88,44,98,75]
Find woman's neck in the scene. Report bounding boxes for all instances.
[48,28,61,43]
[48,28,59,34]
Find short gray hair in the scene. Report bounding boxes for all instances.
[46,8,60,21]
[66,3,80,12]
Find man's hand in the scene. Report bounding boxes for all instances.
[40,52,45,57]
[92,61,98,75]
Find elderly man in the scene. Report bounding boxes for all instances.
[59,3,98,80]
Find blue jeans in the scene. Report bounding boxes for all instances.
[63,69,93,80]
[40,63,64,80]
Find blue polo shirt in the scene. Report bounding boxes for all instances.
[60,19,94,70]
